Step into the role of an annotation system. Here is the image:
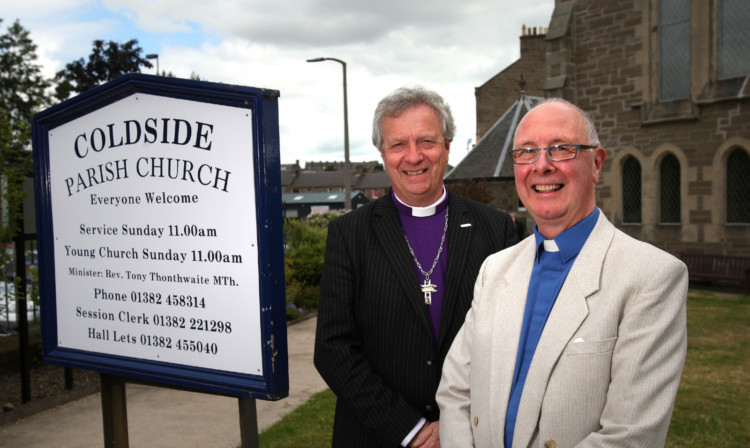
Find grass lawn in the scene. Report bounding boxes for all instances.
[258,388,335,447]
[258,291,750,447]
[665,291,750,447]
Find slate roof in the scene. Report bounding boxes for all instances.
[445,93,544,181]
[281,170,297,187]
[290,171,345,189]
[354,171,391,189]
[286,170,391,190]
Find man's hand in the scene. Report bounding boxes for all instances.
[409,421,440,448]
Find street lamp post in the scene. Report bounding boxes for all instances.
[307,57,351,210]
[146,53,159,75]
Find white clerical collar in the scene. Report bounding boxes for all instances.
[543,239,560,252]
[394,187,447,217]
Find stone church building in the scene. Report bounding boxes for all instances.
[447,0,750,256]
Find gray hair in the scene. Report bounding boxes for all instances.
[515,97,601,146]
[372,86,456,151]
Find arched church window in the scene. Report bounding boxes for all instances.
[660,154,681,223]
[727,148,750,223]
[623,156,642,224]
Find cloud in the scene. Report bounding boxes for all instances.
[100,0,474,46]
[5,0,555,166]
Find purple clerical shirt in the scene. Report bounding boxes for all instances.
[392,190,449,346]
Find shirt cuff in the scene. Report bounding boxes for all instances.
[401,417,427,447]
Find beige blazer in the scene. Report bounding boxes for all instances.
[437,212,688,448]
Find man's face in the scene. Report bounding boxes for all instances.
[513,102,606,238]
[381,104,450,207]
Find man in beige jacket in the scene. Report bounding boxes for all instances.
[437,98,687,448]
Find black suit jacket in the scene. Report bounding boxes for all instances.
[314,192,518,447]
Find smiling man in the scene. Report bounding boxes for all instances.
[437,98,689,448]
[314,86,518,448]
[380,101,449,207]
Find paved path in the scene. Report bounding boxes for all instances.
[0,317,327,447]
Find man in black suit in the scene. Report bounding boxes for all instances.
[314,86,518,447]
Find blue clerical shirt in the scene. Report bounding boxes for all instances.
[504,208,600,448]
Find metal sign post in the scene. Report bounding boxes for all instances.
[238,396,260,448]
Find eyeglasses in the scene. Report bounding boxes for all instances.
[511,144,597,164]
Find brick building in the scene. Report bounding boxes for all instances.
[450,0,750,256]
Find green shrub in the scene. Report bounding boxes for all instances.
[283,212,344,318]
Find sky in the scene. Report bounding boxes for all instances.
[2,0,555,168]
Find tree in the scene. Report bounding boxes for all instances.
[0,107,21,249]
[54,39,153,100]
[0,107,28,231]
[0,19,49,239]
[0,19,50,150]
[0,19,49,308]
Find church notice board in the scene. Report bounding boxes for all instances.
[31,73,288,399]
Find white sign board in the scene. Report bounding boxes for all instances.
[49,93,262,374]
[33,75,287,398]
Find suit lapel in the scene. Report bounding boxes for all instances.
[371,195,432,332]
[512,213,615,448]
[438,195,472,349]
[489,238,536,445]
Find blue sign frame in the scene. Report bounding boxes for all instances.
[32,73,288,399]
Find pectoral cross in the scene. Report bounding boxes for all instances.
[421,278,437,305]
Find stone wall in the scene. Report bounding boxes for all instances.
[555,0,750,255]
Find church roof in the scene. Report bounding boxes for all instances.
[445,93,544,181]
